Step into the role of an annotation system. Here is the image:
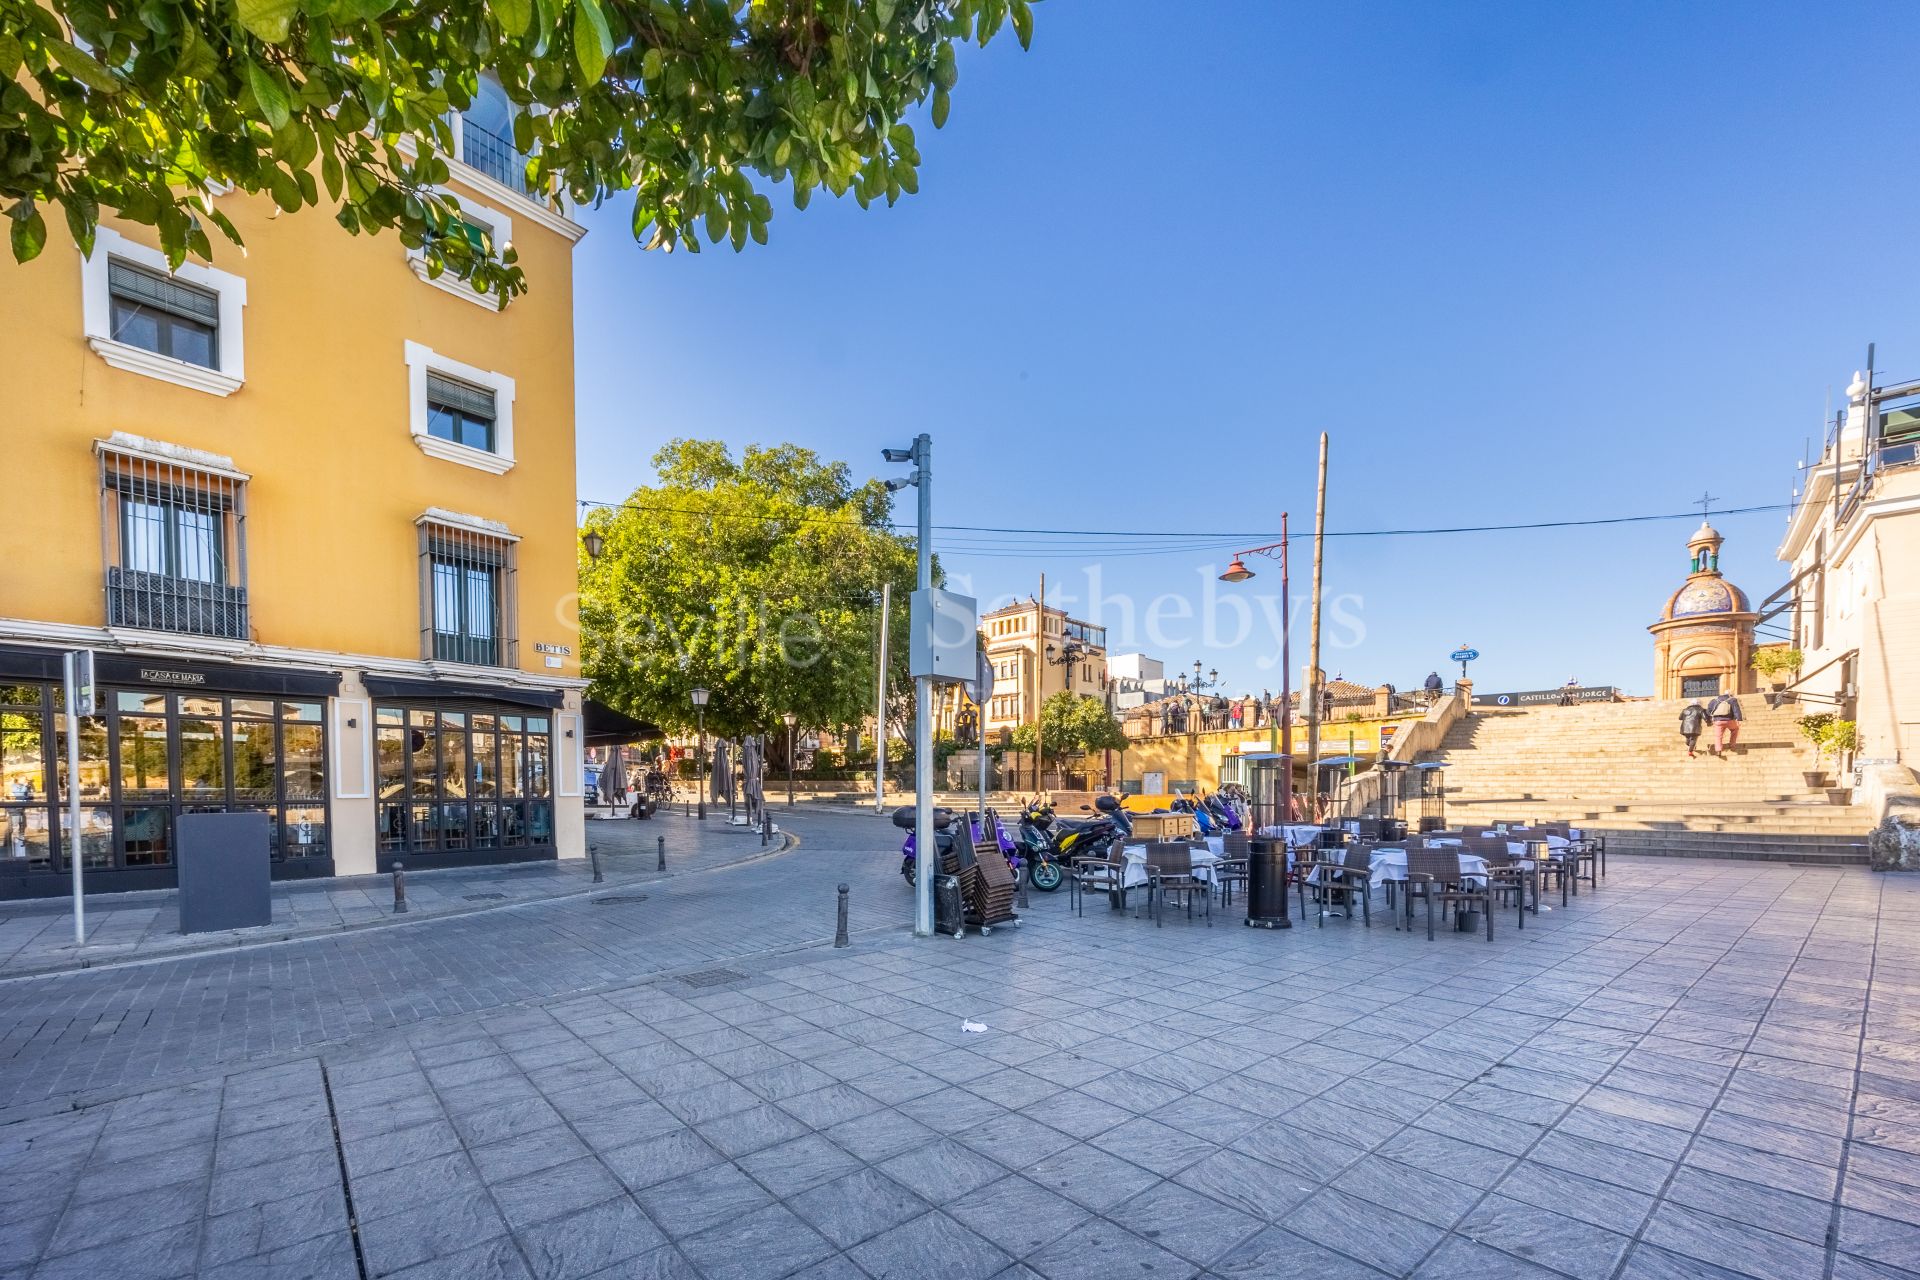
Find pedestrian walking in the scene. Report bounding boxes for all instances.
[1678,700,1706,758]
[1706,691,1744,754]
[1558,676,1580,707]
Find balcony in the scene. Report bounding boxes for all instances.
[107,568,249,640]
[459,117,526,194]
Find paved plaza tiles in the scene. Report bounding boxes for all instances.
[0,807,1917,1279]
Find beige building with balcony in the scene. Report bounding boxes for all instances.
[978,600,1109,738]
[1773,366,1920,769]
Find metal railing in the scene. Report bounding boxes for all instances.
[106,568,248,639]
[459,117,526,192]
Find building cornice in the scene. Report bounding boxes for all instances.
[0,618,589,690]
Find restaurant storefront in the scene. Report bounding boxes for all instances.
[366,677,559,869]
[0,646,338,898]
[0,648,572,898]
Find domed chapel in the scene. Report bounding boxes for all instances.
[1648,521,1758,700]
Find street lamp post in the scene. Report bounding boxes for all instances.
[782,712,797,808]
[690,687,709,821]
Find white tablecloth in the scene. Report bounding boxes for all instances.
[1121,843,1220,889]
[1257,824,1327,847]
[1366,848,1492,886]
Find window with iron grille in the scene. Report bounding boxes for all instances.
[420,521,516,667]
[98,443,248,640]
[426,372,497,453]
[107,260,219,369]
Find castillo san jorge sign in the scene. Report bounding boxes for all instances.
[1474,686,1618,707]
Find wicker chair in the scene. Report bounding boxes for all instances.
[1144,843,1210,928]
[1466,839,1531,928]
[1068,836,1131,917]
[1403,849,1493,941]
[1214,832,1251,908]
[1299,842,1372,927]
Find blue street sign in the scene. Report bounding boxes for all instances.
[1449,648,1479,662]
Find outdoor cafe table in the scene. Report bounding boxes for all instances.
[1256,824,1328,847]
[1119,836,1290,890]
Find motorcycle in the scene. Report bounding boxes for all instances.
[895,807,1017,887]
[1019,795,1132,889]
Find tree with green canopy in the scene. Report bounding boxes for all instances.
[1009,689,1126,779]
[0,0,1037,302]
[580,438,929,740]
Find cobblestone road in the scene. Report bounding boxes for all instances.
[2,813,1919,1280]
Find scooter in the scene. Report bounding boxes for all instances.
[1022,795,1132,888]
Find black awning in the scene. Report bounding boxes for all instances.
[583,699,661,747]
[0,647,342,698]
[0,645,69,683]
[362,675,564,710]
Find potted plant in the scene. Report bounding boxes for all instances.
[1752,646,1803,691]
[1798,713,1835,789]
[1824,720,1857,805]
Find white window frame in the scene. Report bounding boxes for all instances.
[81,227,247,397]
[403,340,516,475]
[407,194,514,311]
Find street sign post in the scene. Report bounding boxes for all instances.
[63,650,93,947]
[967,644,997,822]
[1449,646,1479,683]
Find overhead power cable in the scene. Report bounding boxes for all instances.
[577,497,1794,543]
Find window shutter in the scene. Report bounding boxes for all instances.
[426,372,496,420]
[107,260,219,325]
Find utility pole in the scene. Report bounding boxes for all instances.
[908,434,934,938]
[874,581,890,815]
[1306,433,1328,807]
[1034,573,1045,794]
[1280,515,1294,826]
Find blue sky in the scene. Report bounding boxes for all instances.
[574,0,1920,697]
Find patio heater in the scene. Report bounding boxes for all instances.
[1219,519,1294,929]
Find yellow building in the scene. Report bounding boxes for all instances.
[0,100,589,898]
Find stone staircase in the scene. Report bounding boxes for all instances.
[1418,700,1871,865]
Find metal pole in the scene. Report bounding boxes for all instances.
[696,709,707,820]
[1307,433,1328,809]
[589,843,603,883]
[977,712,988,827]
[1279,514,1294,827]
[391,860,408,912]
[912,433,935,939]
[835,883,850,947]
[62,653,84,948]
[656,834,665,870]
[787,724,796,807]
[875,582,890,814]
[1034,572,1045,794]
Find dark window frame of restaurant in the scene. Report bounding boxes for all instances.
[99,447,250,641]
[0,680,331,899]
[374,703,554,870]
[106,259,221,369]
[419,521,516,668]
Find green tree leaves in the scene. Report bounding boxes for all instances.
[0,0,1037,302]
[1010,692,1127,767]
[579,440,929,740]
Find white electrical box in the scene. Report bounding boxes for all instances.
[909,588,979,682]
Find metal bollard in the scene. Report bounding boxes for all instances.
[391,861,408,913]
[835,883,850,947]
[761,811,771,847]
[1016,859,1030,910]
[656,835,665,871]
[589,844,603,884]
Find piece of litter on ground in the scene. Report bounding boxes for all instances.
[961,1020,989,1034]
